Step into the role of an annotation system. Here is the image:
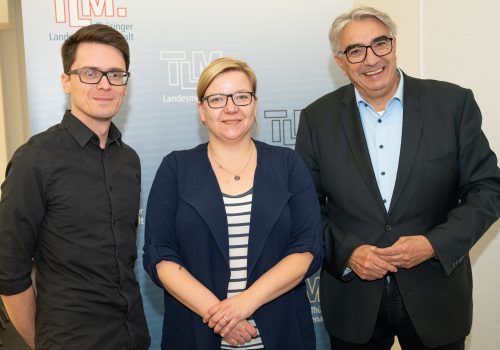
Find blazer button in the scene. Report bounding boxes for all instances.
[385,225,392,232]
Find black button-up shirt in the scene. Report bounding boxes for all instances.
[0,111,150,349]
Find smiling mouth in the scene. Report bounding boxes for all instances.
[364,67,384,76]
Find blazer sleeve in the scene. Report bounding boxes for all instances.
[425,89,500,276]
[143,153,184,287]
[283,150,325,279]
[296,109,363,280]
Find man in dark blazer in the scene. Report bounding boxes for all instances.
[295,6,500,350]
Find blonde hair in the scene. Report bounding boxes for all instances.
[328,6,398,54]
[197,57,257,102]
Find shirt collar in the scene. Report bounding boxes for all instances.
[62,110,123,148]
[355,68,404,109]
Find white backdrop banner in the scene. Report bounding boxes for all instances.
[21,0,352,348]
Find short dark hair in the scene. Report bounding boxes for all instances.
[61,24,130,73]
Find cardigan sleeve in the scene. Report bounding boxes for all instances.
[283,150,325,279]
[142,153,184,287]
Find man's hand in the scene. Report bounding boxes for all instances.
[377,235,435,269]
[348,245,398,280]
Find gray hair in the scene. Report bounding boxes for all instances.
[328,6,398,54]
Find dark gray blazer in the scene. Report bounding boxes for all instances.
[295,72,500,348]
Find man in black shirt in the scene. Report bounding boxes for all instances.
[0,24,150,349]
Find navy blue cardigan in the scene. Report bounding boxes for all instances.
[143,140,324,350]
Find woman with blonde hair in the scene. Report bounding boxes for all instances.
[143,57,323,350]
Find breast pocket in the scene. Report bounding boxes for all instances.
[424,152,457,174]
[423,151,458,199]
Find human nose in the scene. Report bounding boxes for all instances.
[223,95,239,112]
[96,74,111,89]
[363,46,379,65]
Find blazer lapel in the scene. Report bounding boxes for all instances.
[181,149,230,265]
[388,75,424,214]
[247,145,291,280]
[340,87,386,213]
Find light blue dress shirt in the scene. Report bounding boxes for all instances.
[343,69,404,277]
[355,69,404,212]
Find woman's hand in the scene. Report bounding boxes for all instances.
[203,291,259,336]
[222,319,257,346]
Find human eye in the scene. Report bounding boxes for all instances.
[347,46,363,57]
[83,68,98,78]
[234,93,250,102]
[373,39,389,49]
[107,71,124,82]
[208,95,225,104]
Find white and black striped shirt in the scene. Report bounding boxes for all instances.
[221,189,264,350]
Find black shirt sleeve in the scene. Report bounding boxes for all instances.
[0,144,45,295]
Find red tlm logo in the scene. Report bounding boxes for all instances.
[54,0,128,27]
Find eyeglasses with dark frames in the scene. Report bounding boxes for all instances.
[201,92,255,109]
[338,37,393,64]
[67,67,130,86]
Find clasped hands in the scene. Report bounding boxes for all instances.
[202,292,258,346]
[348,235,435,281]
